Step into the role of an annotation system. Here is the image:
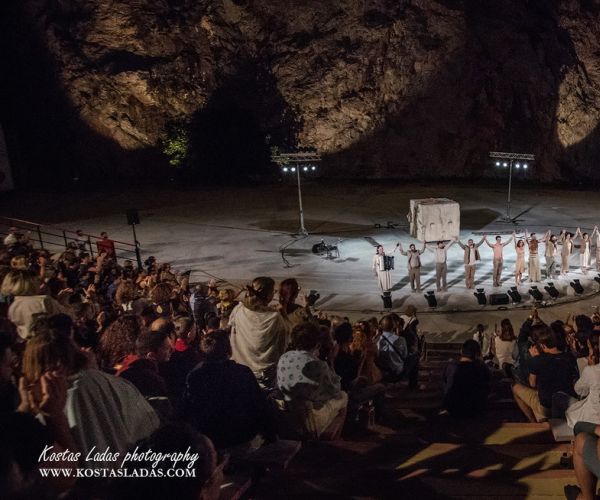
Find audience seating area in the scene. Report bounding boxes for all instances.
[0,226,598,499]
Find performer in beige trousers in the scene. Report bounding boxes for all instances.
[458,237,485,289]
[485,234,513,287]
[399,241,426,292]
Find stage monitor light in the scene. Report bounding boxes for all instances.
[507,286,522,303]
[544,282,559,299]
[424,290,437,308]
[570,279,584,295]
[381,291,392,310]
[529,286,544,301]
[474,288,487,305]
[283,167,288,172]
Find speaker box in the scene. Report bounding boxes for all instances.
[126,209,140,226]
[381,292,392,309]
[489,293,510,305]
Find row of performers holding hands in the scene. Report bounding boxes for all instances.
[373,227,600,293]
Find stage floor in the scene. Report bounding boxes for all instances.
[3,181,600,341]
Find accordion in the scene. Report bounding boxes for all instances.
[383,255,394,271]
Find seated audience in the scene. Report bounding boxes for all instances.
[182,330,276,449]
[567,332,600,428]
[443,339,491,418]
[117,329,174,421]
[22,325,159,466]
[2,269,73,339]
[229,277,291,387]
[277,322,347,440]
[108,424,224,500]
[493,318,517,376]
[512,326,578,422]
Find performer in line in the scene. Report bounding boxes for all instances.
[484,234,514,287]
[575,227,591,275]
[458,236,485,289]
[425,237,457,292]
[525,230,541,282]
[372,244,395,292]
[514,236,526,286]
[399,240,426,292]
[544,230,559,280]
[559,230,573,276]
[592,225,600,272]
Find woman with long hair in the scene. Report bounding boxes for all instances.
[514,239,526,285]
[229,277,291,387]
[559,230,573,276]
[566,332,600,428]
[575,227,592,275]
[21,326,159,465]
[493,319,517,375]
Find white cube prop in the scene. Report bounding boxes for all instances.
[408,198,460,242]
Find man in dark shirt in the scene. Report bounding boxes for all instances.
[443,339,490,418]
[512,325,577,422]
[182,330,276,449]
[118,329,174,421]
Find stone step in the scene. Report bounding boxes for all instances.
[421,422,555,445]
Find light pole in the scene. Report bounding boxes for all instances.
[281,164,317,235]
[489,152,535,222]
[272,151,321,236]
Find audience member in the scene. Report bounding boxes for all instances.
[443,339,491,418]
[182,330,276,449]
[512,326,578,422]
[229,277,291,387]
[277,323,347,440]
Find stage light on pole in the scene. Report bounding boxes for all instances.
[311,166,316,171]
[283,167,288,172]
[303,166,308,172]
[490,152,535,222]
[496,161,500,167]
[290,167,296,172]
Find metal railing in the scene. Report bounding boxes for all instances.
[0,216,142,267]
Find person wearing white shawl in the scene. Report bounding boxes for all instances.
[229,277,291,387]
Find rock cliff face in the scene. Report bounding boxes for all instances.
[5,0,600,182]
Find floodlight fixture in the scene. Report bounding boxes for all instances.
[489,152,535,221]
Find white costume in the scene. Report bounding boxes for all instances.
[372,253,392,292]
